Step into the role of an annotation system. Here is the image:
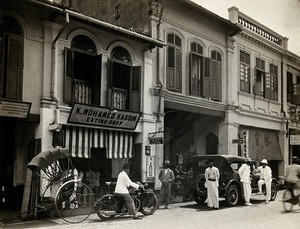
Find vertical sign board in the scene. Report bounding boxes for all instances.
[146,156,155,181]
[241,130,249,158]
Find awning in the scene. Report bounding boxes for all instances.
[64,125,133,159]
[247,127,283,161]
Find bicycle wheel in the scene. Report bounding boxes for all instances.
[282,189,294,212]
[182,187,193,202]
[55,181,94,223]
[40,182,57,217]
[140,193,158,215]
[96,194,117,220]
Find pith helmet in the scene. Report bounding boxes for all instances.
[261,159,268,165]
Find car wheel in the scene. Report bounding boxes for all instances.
[195,174,207,196]
[193,191,206,205]
[270,183,277,201]
[225,184,240,207]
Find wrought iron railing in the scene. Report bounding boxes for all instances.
[73,79,92,104]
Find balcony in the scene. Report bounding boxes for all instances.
[73,79,92,104]
[108,87,128,110]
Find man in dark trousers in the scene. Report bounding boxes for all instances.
[158,160,175,209]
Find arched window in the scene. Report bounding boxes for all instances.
[0,16,24,100]
[166,33,182,92]
[190,42,204,96]
[64,35,101,105]
[108,46,141,111]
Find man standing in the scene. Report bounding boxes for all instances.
[256,159,272,203]
[158,160,175,209]
[204,159,220,209]
[238,158,253,206]
[115,163,143,220]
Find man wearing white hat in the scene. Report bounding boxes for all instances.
[238,158,253,206]
[256,159,272,203]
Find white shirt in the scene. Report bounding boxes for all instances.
[238,164,251,183]
[257,166,272,182]
[115,170,139,194]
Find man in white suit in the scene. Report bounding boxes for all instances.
[238,158,253,206]
[205,159,220,209]
[256,159,272,203]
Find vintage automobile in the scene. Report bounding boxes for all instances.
[191,155,278,207]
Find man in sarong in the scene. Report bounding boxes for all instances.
[204,159,220,209]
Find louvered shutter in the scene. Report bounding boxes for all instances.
[130,66,141,111]
[92,54,102,105]
[6,34,23,100]
[203,57,211,98]
[64,48,73,104]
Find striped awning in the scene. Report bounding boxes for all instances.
[63,125,133,159]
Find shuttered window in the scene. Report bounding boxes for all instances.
[64,35,101,105]
[107,46,141,112]
[167,33,182,92]
[240,50,251,93]
[0,16,23,100]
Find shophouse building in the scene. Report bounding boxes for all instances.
[228,7,300,178]
[0,0,164,212]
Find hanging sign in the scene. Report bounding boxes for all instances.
[68,103,141,130]
[0,100,31,119]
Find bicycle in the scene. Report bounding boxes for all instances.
[95,182,158,220]
[169,175,193,203]
[282,182,300,212]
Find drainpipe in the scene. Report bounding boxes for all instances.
[156,0,165,121]
[51,12,69,127]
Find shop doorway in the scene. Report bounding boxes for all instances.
[206,133,218,155]
[0,120,15,210]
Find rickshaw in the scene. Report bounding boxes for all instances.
[1,148,94,225]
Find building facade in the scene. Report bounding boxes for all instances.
[0,0,164,212]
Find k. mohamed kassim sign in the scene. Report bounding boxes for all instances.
[68,103,141,130]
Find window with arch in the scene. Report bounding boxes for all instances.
[0,16,24,100]
[190,42,204,97]
[107,46,141,111]
[167,33,182,92]
[64,35,101,105]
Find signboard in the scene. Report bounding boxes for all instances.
[148,131,164,145]
[0,100,31,119]
[290,134,300,145]
[68,103,141,130]
[146,156,155,179]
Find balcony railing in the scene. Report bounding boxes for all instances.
[109,87,128,110]
[73,79,92,104]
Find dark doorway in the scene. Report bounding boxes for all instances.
[206,133,218,155]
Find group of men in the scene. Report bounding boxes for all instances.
[113,156,300,220]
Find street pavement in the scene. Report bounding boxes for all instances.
[1,190,299,229]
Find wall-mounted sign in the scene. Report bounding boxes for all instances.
[68,103,141,130]
[290,134,300,145]
[148,131,164,145]
[0,100,31,119]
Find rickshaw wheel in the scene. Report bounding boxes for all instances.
[55,181,94,224]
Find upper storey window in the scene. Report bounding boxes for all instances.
[190,42,203,97]
[265,63,278,101]
[64,35,101,105]
[240,50,251,93]
[108,46,141,111]
[0,16,24,100]
[166,33,182,92]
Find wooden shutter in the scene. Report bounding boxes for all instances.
[107,59,113,108]
[211,60,222,100]
[203,57,211,98]
[92,54,102,105]
[64,48,73,104]
[6,34,23,100]
[189,53,194,95]
[167,46,175,90]
[175,48,182,91]
[130,66,141,111]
